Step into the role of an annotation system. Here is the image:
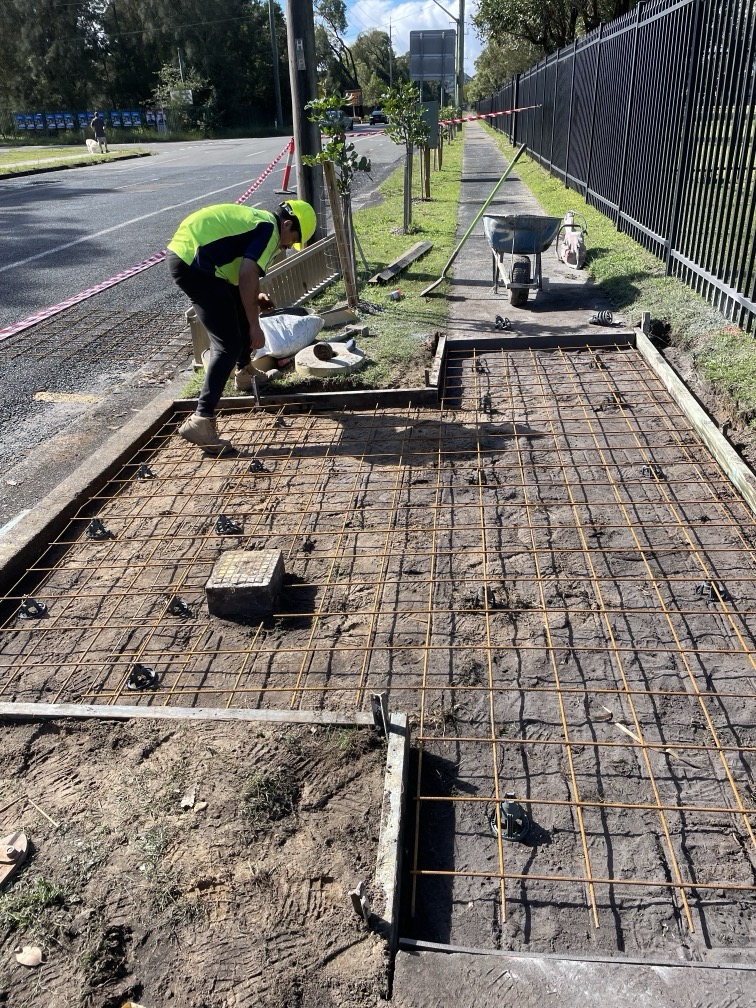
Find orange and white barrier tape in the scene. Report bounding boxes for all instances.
[439,105,539,125]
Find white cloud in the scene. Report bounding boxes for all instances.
[344,0,483,76]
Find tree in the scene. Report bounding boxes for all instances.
[466,38,542,103]
[314,0,358,92]
[350,29,392,103]
[2,0,102,108]
[303,94,372,305]
[381,82,429,232]
[472,0,638,55]
[152,62,219,133]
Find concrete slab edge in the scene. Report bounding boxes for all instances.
[0,383,183,592]
[176,386,439,413]
[398,937,756,972]
[374,713,410,956]
[634,327,756,520]
[445,330,636,351]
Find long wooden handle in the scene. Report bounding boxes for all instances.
[422,143,527,296]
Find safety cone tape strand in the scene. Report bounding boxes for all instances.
[439,104,540,126]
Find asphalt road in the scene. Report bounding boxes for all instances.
[0,127,399,328]
[0,127,403,532]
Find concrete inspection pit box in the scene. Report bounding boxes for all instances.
[206,548,285,618]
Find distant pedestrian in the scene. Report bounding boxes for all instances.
[90,112,109,153]
[166,199,317,453]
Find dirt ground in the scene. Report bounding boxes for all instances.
[0,719,389,1008]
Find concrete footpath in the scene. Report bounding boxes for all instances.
[445,121,618,339]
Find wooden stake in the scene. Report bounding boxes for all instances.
[322,161,358,308]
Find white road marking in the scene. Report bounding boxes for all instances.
[0,510,31,538]
[151,155,191,165]
[0,181,267,273]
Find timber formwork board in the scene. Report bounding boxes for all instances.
[1,340,755,958]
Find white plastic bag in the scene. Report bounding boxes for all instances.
[254,313,323,361]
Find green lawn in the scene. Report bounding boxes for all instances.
[0,147,151,176]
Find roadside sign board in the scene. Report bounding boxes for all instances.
[421,101,439,147]
[409,30,456,81]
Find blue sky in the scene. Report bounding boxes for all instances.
[343,0,483,77]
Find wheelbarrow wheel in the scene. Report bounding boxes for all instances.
[509,256,530,307]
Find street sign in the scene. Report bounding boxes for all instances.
[409,30,456,81]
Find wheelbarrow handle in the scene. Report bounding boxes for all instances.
[422,144,527,297]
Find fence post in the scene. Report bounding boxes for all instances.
[665,0,704,275]
[538,58,546,163]
[512,74,520,144]
[615,2,646,232]
[550,51,560,169]
[585,24,604,201]
[564,38,577,185]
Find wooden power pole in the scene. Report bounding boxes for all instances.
[285,0,325,238]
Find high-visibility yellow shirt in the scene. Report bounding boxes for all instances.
[167,204,280,284]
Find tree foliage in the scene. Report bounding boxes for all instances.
[0,0,289,128]
[466,38,542,103]
[350,30,392,105]
[380,82,429,232]
[314,0,358,93]
[472,0,638,55]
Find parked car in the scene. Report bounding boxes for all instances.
[369,109,388,125]
[320,109,354,132]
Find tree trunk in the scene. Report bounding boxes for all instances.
[322,161,359,307]
[404,141,413,232]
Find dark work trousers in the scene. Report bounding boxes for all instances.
[167,251,252,418]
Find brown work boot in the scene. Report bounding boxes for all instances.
[177,414,232,453]
[235,363,275,391]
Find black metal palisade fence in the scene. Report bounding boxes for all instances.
[476,0,756,331]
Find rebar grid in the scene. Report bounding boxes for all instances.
[2,345,756,953]
[1,305,189,365]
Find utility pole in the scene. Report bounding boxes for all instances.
[268,0,284,130]
[457,0,465,108]
[389,20,393,87]
[285,0,325,235]
[177,47,185,84]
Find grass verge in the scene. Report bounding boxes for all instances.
[484,126,756,433]
[0,148,152,177]
[182,133,465,399]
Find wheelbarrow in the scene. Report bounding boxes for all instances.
[483,214,563,307]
